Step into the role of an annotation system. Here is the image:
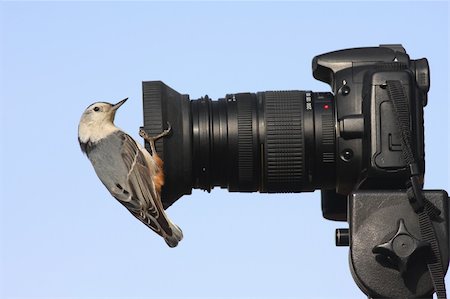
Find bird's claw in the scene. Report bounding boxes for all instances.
[139,122,172,142]
[161,122,172,137]
[139,122,172,155]
[139,128,148,139]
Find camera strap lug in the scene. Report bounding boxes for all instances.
[387,79,447,299]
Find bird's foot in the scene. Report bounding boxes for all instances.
[139,122,172,142]
[139,122,172,155]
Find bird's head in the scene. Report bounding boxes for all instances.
[80,98,128,125]
[78,98,128,142]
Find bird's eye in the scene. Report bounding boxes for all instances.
[93,107,100,112]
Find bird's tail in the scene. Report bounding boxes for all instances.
[164,222,183,248]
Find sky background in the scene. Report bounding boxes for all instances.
[0,1,449,298]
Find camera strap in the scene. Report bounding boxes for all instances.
[386,80,447,299]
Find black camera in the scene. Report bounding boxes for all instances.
[141,45,449,298]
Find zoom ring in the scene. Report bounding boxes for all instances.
[263,91,305,192]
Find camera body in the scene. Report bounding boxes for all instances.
[316,44,429,220]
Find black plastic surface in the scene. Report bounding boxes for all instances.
[349,190,449,298]
[142,81,192,209]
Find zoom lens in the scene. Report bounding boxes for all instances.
[191,90,336,193]
[142,82,336,208]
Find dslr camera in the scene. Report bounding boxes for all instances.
[141,45,449,298]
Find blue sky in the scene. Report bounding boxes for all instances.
[0,1,449,298]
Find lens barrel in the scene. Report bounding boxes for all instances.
[142,82,336,208]
[191,93,260,192]
[191,90,336,192]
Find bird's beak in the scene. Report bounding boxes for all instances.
[112,98,128,111]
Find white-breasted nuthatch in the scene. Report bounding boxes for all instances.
[78,98,183,247]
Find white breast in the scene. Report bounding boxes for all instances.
[78,120,120,143]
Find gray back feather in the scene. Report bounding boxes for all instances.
[87,131,173,238]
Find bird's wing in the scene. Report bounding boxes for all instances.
[112,131,175,240]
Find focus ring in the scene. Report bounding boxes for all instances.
[237,96,256,188]
[263,91,305,192]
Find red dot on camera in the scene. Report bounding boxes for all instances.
[324,104,330,109]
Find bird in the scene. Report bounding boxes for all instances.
[78,98,183,247]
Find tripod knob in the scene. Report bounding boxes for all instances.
[372,219,429,276]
